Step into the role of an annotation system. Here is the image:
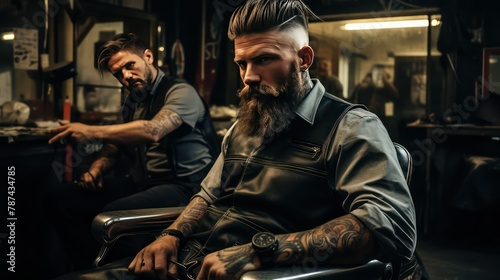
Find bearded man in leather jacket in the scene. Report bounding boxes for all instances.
[54,1,420,279]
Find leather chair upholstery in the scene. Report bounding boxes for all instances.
[91,143,415,279]
[394,142,413,185]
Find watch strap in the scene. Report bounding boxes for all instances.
[156,229,185,245]
[258,245,277,268]
[253,233,279,268]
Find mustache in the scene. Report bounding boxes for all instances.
[127,78,146,89]
[237,84,281,101]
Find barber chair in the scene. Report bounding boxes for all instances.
[91,143,418,279]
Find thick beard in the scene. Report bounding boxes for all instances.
[236,62,306,140]
[127,66,153,103]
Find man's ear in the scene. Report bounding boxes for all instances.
[144,49,154,65]
[298,45,314,71]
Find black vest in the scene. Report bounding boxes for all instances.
[188,93,365,256]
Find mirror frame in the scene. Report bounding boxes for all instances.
[482,47,500,97]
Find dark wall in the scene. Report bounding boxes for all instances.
[151,0,202,86]
[437,0,500,123]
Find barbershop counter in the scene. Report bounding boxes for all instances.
[1,125,65,279]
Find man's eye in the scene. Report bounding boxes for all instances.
[257,57,272,64]
[113,72,123,79]
[125,62,135,69]
[236,62,246,69]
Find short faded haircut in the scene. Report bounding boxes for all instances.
[97,33,148,76]
[227,0,319,41]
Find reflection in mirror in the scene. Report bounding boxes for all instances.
[77,22,123,88]
[309,14,442,133]
[482,48,500,96]
[475,48,500,125]
[76,85,121,113]
[76,21,123,122]
[490,55,500,94]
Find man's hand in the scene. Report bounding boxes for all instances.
[48,122,101,144]
[196,244,258,280]
[129,234,180,280]
[74,170,103,191]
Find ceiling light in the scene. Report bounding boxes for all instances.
[344,19,440,30]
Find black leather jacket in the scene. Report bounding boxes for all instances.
[191,93,359,251]
[189,80,416,264]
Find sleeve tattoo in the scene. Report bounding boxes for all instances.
[277,214,375,266]
[147,107,183,138]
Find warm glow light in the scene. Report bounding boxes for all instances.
[1,32,15,40]
[344,19,440,30]
[431,19,440,26]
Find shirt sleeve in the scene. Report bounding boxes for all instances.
[327,108,417,262]
[193,122,235,204]
[163,83,204,129]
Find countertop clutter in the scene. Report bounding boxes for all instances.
[0,100,30,125]
[0,121,59,144]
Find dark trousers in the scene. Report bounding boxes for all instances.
[44,175,199,279]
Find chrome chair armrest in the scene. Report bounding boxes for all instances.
[91,207,398,279]
[241,260,392,280]
[91,206,185,267]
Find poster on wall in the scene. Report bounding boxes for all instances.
[13,28,38,70]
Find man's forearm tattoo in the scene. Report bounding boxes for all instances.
[277,214,370,265]
[147,107,181,137]
[307,215,366,261]
[217,245,255,275]
[175,197,208,236]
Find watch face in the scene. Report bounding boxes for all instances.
[252,232,276,249]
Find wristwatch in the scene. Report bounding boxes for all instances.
[251,232,279,268]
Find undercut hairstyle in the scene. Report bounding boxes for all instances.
[97,33,148,76]
[227,0,319,41]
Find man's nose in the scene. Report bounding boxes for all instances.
[122,69,133,80]
[243,65,260,85]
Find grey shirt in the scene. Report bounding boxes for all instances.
[134,70,212,180]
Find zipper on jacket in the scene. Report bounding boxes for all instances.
[288,140,321,158]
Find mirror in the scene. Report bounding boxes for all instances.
[473,47,500,125]
[76,21,123,117]
[308,13,442,139]
[482,47,500,96]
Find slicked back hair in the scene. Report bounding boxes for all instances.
[97,33,148,76]
[227,0,319,41]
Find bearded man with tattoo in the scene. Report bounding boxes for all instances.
[53,1,421,279]
[46,33,218,276]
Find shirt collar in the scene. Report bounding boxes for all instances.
[295,79,325,125]
[149,68,165,95]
